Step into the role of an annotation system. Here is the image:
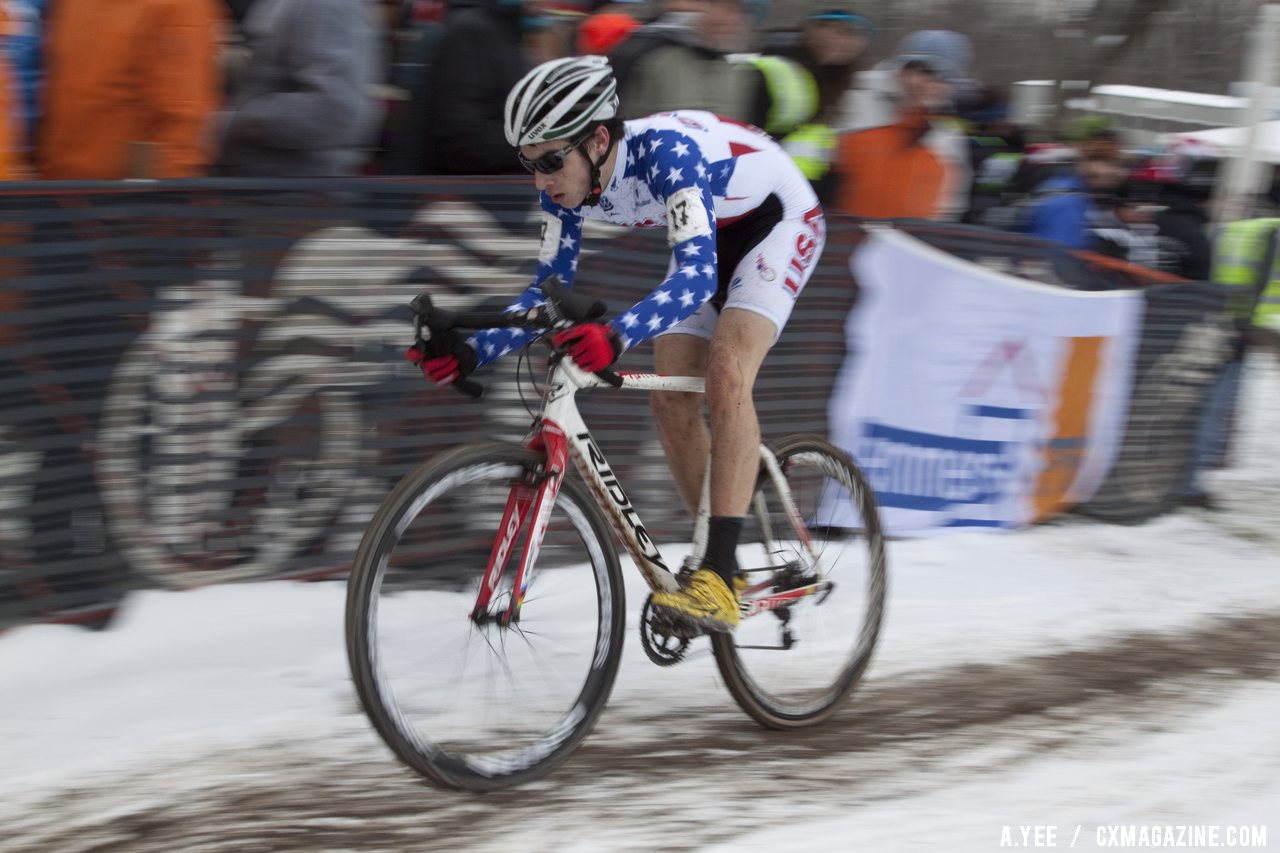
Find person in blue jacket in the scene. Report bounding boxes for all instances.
[1021,155,1127,249]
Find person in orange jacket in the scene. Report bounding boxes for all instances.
[0,4,22,179]
[833,30,972,220]
[36,0,224,179]
[577,0,642,56]
[0,69,16,180]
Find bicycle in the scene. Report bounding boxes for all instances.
[344,280,887,791]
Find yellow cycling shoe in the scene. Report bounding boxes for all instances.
[650,568,740,633]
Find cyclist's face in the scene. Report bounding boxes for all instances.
[521,137,591,208]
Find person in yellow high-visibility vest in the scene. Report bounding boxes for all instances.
[1212,217,1280,328]
[1250,234,1280,344]
[744,55,818,140]
[779,8,875,202]
[1181,218,1280,507]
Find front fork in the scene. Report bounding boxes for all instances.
[469,422,569,626]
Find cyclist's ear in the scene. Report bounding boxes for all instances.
[588,123,611,157]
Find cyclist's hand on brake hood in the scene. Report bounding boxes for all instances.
[405,329,479,387]
[553,322,622,373]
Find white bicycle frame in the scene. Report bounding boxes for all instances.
[471,355,821,625]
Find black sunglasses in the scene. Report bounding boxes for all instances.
[518,134,589,175]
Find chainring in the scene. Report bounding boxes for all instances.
[639,595,695,666]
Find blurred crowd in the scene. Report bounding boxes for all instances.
[1,0,1276,522]
[1,0,1277,282]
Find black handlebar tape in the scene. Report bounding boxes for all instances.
[452,377,485,398]
[595,368,624,388]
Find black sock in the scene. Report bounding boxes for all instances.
[703,516,743,588]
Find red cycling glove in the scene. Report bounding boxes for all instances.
[553,323,622,372]
[404,329,478,387]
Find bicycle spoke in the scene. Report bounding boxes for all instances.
[346,443,624,790]
[713,437,887,728]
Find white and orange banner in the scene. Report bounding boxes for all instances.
[826,229,1145,534]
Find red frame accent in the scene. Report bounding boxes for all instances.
[741,583,823,619]
[506,421,569,622]
[468,420,570,624]
[469,482,536,621]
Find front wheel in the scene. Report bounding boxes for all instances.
[713,434,887,728]
[345,440,625,791]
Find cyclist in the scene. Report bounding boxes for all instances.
[406,55,826,633]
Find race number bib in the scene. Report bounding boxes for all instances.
[539,210,563,265]
[666,187,712,247]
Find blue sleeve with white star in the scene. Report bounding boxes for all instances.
[610,130,719,353]
[468,193,584,369]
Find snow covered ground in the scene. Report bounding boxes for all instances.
[2,356,1278,852]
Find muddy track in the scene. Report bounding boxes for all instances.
[4,610,1279,853]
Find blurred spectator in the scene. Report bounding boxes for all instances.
[402,0,531,175]
[1079,141,1218,279]
[609,0,814,140]
[779,8,875,201]
[1088,185,1163,269]
[526,2,588,64]
[578,0,642,55]
[1069,115,1122,160]
[1138,139,1220,280]
[740,53,817,138]
[0,5,18,177]
[784,8,872,126]
[386,0,447,93]
[1252,261,1280,356]
[1009,114,1119,198]
[1176,217,1280,507]
[832,30,972,220]
[223,0,254,25]
[611,0,765,121]
[217,0,382,177]
[38,0,223,179]
[1255,166,1280,217]
[379,0,445,173]
[1019,155,1126,249]
[1,0,43,156]
[958,85,1028,224]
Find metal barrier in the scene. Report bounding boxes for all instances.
[0,178,856,626]
[0,179,1228,627]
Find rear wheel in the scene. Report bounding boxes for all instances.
[345,441,625,791]
[713,435,887,728]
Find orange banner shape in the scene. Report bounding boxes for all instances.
[1034,336,1105,520]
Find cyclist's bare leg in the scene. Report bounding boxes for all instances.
[703,308,774,518]
[651,311,775,515]
[651,332,710,516]
[648,310,775,629]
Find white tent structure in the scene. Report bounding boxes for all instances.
[1209,4,1280,224]
[1167,121,1280,165]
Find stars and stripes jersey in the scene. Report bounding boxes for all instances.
[468,110,820,367]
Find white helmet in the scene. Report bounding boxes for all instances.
[504,56,619,148]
